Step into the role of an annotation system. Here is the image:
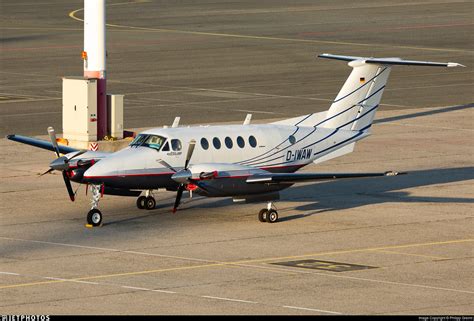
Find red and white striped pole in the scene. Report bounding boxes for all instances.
[83,0,107,140]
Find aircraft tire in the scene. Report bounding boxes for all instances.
[145,197,156,210]
[136,196,147,209]
[266,209,278,223]
[87,209,103,227]
[258,209,268,222]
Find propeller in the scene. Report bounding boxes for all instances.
[173,139,196,212]
[157,139,215,212]
[161,139,196,213]
[44,127,87,202]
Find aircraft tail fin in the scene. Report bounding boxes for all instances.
[317,53,464,131]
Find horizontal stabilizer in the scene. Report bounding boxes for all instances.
[318,53,465,68]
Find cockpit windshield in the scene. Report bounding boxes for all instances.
[130,134,167,151]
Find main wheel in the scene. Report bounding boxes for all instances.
[266,209,278,223]
[136,196,147,209]
[258,209,268,222]
[145,196,156,210]
[87,209,103,227]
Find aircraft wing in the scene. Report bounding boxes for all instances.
[246,171,404,184]
[7,134,79,154]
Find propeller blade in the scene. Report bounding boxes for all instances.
[39,168,54,177]
[47,127,61,158]
[62,171,75,202]
[172,184,185,213]
[157,159,177,173]
[184,139,196,170]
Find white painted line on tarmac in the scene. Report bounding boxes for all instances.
[0,272,20,276]
[121,285,152,291]
[283,305,342,315]
[119,286,176,294]
[202,295,258,304]
[0,236,215,264]
[151,289,177,294]
[43,276,99,285]
[72,280,100,285]
[44,277,65,281]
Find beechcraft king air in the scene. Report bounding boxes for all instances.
[7,54,465,226]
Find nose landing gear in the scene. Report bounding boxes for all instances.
[258,202,278,223]
[86,184,103,227]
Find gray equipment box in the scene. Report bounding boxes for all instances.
[62,77,98,142]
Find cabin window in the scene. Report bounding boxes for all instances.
[249,135,257,148]
[171,139,182,151]
[237,136,245,148]
[213,137,221,149]
[289,135,296,144]
[225,137,233,149]
[201,138,209,150]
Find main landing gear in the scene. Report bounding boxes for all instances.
[86,184,103,227]
[136,190,156,210]
[258,202,278,223]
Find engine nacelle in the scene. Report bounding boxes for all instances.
[186,163,291,197]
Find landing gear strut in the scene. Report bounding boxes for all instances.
[86,184,103,227]
[137,190,156,210]
[258,202,278,223]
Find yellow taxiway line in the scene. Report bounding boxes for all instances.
[1,238,471,290]
[68,2,472,54]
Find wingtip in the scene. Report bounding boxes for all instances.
[447,62,466,68]
[384,171,408,176]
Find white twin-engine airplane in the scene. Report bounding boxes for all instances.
[7,54,464,226]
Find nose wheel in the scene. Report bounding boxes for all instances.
[87,209,103,227]
[86,184,103,227]
[258,202,278,223]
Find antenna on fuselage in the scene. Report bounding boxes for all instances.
[172,117,180,128]
[243,114,252,125]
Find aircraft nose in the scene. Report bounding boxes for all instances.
[83,158,118,183]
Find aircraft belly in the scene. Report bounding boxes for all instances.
[85,174,176,190]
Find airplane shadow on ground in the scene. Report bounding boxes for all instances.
[183,166,474,223]
[278,166,474,222]
[373,103,473,125]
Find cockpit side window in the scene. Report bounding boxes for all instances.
[145,135,166,150]
[162,141,170,151]
[130,134,167,151]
